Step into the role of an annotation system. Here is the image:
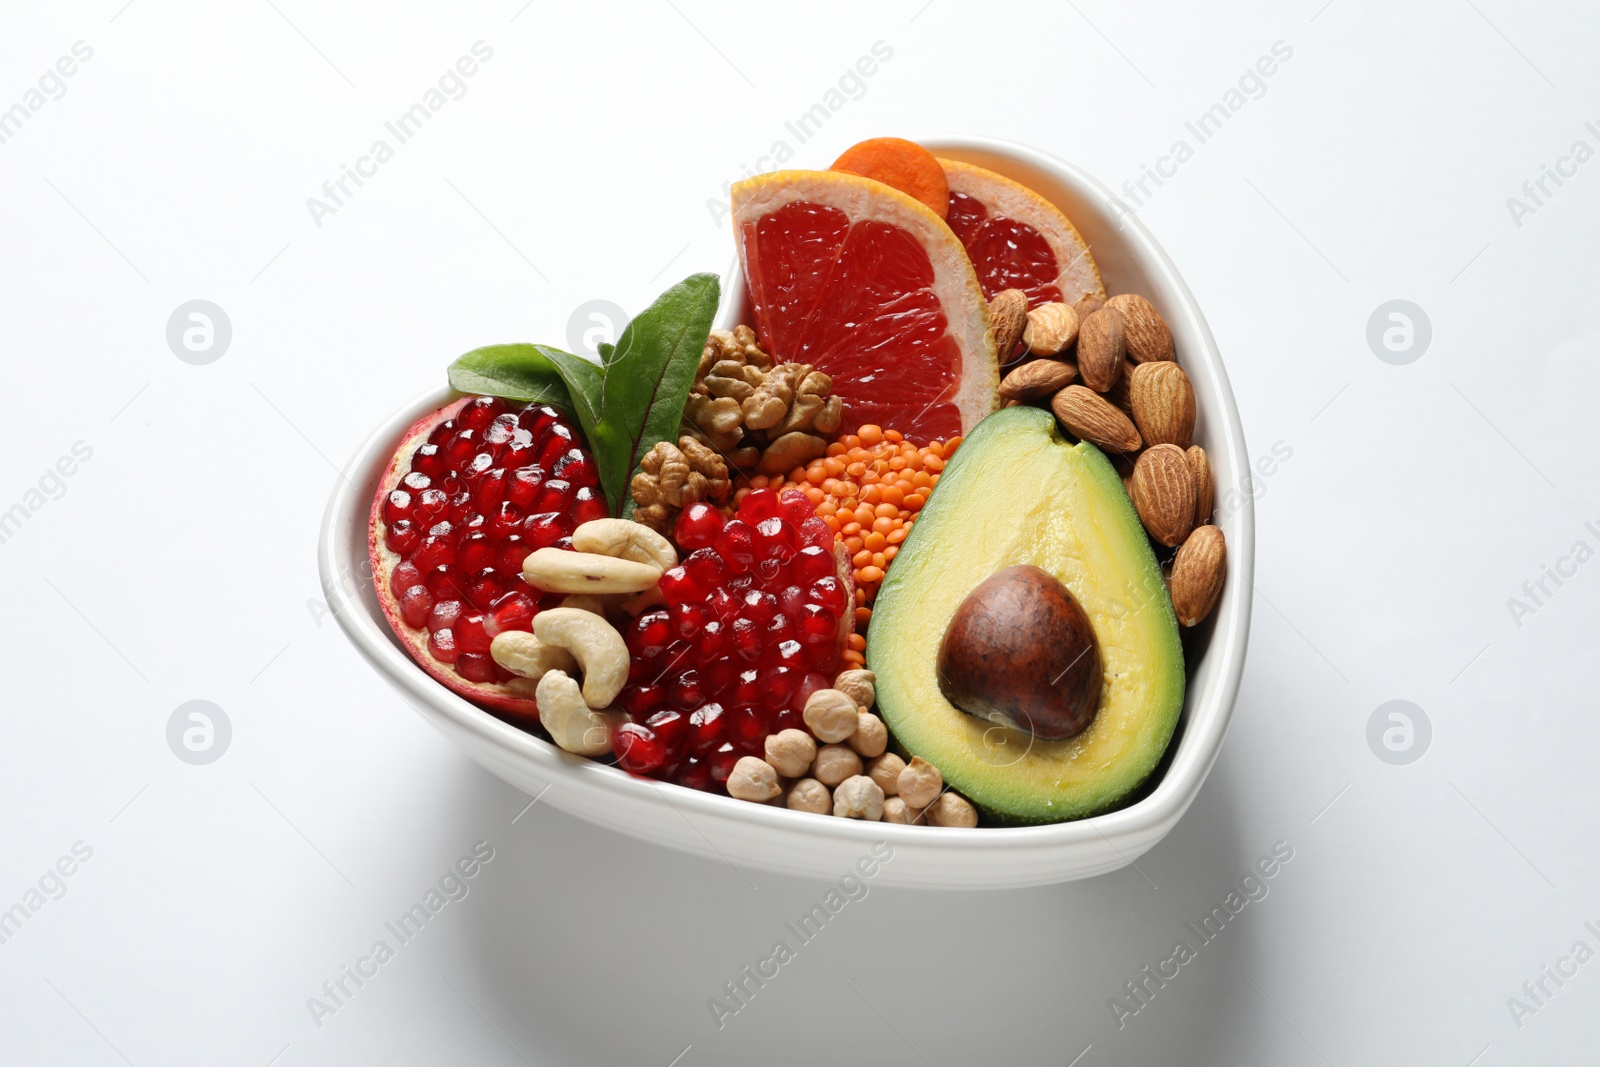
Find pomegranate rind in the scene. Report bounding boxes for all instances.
[368,396,543,719]
[937,158,1106,308]
[731,168,999,440]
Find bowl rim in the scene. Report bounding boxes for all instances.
[318,134,1254,866]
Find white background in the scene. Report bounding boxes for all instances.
[2,1,1597,1064]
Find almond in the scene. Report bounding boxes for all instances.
[1185,445,1213,526]
[1170,525,1226,627]
[1130,445,1196,547]
[1077,307,1126,392]
[1107,293,1175,364]
[1050,385,1142,453]
[988,289,1028,364]
[999,358,1077,400]
[1072,293,1106,321]
[1128,361,1196,448]
[1022,301,1079,357]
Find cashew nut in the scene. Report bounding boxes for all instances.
[533,607,629,708]
[522,547,662,594]
[488,631,577,681]
[572,518,679,571]
[535,670,625,757]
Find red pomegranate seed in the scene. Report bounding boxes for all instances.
[484,412,519,445]
[459,396,506,431]
[808,576,848,616]
[466,573,502,611]
[766,614,798,648]
[412,536,456,572]
[687,703,726,755]
[715,520,757,573]
[533,480,574,513]
[472,469,508,511]
[728,705,765,750]
[428,419,459,446]
[738,488,782,523]
[708,743,741,784]
[670,670,707,708]
[414,488,448,525]
[495,535,529,578]
[778,488,813,525]
[618,684,667,719]
[571,486,607,525]
[391,560,423,593]
[458,532,495,574]
[793,545,835,585]
[675,502,726,551]
[518,405,559,438]
[742,589,778,624]
[411,443,444,477]
[524,511,573,549]
[507,466,543,508]
[753,517,798,563]
[731,618,761,661]
[659,565,701,606]
[398,585,432,628]
[488,591,536,634]
[628,611,673,658]
[733,669,760,706]
[798,603,837,645]
[799,516,834,550]
[695,618,729,658]
[385,519,420,555]
[428,627,459,663]
[455,652,496,683]
[383,490,414,524]
[614,723,665,774]
[538,425,577,467]
[645,709,687,755]
[456,613,491,653]
[427,599,463,632]
[677,757,712,791]
[423,565,466,601]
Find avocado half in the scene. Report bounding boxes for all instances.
[867,406,1185,824]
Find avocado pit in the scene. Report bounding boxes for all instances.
[936,564,1101,741]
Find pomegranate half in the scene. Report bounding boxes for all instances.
[368,395,608,718]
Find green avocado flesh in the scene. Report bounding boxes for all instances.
[867,406,1185,824]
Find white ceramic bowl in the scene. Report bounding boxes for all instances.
[319,136,1253,889]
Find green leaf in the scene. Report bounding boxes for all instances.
[528,343,605,466]
[589,273,721,516]
[447,344,575,407]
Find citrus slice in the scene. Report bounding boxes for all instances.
[830,137,950,217]
[731,169,998,444]
[938,158,1106,310]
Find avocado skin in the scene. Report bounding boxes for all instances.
[867,406,1185,825]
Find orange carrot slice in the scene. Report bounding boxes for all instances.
[830,137,950,218]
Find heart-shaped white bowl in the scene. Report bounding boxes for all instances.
[319,136,1253,888]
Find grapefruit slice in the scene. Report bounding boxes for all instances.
[731,169,998,444]
[939,158,1106,311]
